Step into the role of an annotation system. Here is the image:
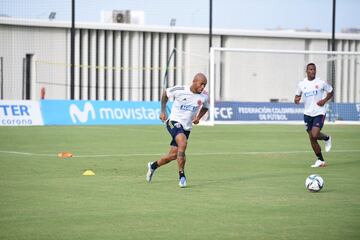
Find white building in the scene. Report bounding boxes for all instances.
[0,17,359,102]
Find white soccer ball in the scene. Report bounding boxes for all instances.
[305,174,324,192]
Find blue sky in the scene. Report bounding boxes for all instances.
[1,0,360,32]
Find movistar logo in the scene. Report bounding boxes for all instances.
[69,102,96,123]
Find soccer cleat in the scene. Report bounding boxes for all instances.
[179,176,187,188]
[325,136,332,152]
[146,162,155,182]
[311,159,326,168]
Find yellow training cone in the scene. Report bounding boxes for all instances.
[82,170,95,176]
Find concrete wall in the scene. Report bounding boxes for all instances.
[0,24,68,99]
[0,18,359,102]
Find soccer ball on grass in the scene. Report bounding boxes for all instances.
[305,174,324,192]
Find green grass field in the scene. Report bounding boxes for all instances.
[0,124,359,240]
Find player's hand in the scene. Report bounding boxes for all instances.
[159,112,167,122]
[192,117,200,125]
[294,95,301,104]
[317,99,325,106]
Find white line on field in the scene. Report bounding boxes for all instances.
[0,151,55,157]
[0,149,359,158]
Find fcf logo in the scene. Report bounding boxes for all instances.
[69,102,96,123]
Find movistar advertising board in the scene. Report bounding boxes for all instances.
[2,100,358,126]
[41,100,163,125]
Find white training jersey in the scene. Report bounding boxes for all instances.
[166,85,209,131]
[295,77,333,116]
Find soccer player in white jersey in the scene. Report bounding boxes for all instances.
[146,73,209,187]
[294,63,334,168]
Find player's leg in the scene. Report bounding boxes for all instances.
[307,128,325,167]
[147,121,178,183]
[175,132,188,187]
[315,115,331,152]
[146,147,178,182]
[309,115,327,167]
[314,114,332,154]
[147,120,189,185]
[318,132,331,151]
[317,132,327,140]
[175,133,187,172]
[318,132,331,154]
[304,115,326,167]
[157,147,178,166]
[304,115,318,155]
[308,127,321,155]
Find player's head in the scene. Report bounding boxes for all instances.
[306,63,316,80]
[191,73,207,94]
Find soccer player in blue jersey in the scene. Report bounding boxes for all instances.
[294,63,333,167]
[146,73,209,187]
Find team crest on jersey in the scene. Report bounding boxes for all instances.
[315,85,319,89]
[197,99,202,106]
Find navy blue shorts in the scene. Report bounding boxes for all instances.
[166,120,190,147]
[304,114,326,132]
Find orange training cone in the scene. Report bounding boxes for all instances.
[57,152,73,158]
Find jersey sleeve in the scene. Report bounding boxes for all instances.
[166,85,184,99]
[323,81,333,93]
[202,93,210,109]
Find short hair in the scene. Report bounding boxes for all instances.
[306,63,316,70]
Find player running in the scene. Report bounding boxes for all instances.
[294,63,333,168]
[146,73,209,187]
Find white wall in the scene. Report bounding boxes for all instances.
[0,24,68,100]
[0,18,359,102]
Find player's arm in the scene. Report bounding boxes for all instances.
[192,107,208,124]
[294,83,302,104]
[159,90,168,122]
[317,90,334,107]
[294,95,301,104]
